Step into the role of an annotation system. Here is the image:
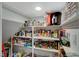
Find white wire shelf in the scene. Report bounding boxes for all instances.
[34,46,59,52]
[33,36,59,41]
[14,43,32,49]
[14,36,32,39]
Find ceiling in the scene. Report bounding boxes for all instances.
[2,2,66,18]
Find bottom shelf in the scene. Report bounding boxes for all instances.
[13,43,59,57]
[13,52,53,57]
[34,47,59,53]
[13,52,32,57]
[14,43,59,52]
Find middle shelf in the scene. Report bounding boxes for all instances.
[14,43,59,53]
[14,36,59,41]
[14,43,32,49]
[33,36,59,41]
[14,36,32,39]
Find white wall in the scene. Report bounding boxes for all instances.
[65,29,79,56]
[2,6,30,42]
[2,20,22,42]
[2,7,28,23]
[0,3,2,57]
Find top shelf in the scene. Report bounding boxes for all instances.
[31,25,60,30]
[29,25,60,27]
[29,26,46,28]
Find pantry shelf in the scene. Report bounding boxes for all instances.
[34,25,60,30]
[14,36,32,39]
[14,43,32,49]
[14,43,24,46]
[34,47,59,52]
[29,26,46,28]
[33,37,59,41]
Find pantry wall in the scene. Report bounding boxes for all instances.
[2,7,29,42]
[2,20,22,43]
[0,2,2,57]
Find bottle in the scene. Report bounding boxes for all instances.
[42,29,45,37]
[52,15,57,25]
[46,14,51,26]
[54,15,57,25]
[52,15,54,25]
[53,31,57,38]
[47,30,51,37]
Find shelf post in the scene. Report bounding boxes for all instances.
[32,26,34,57]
